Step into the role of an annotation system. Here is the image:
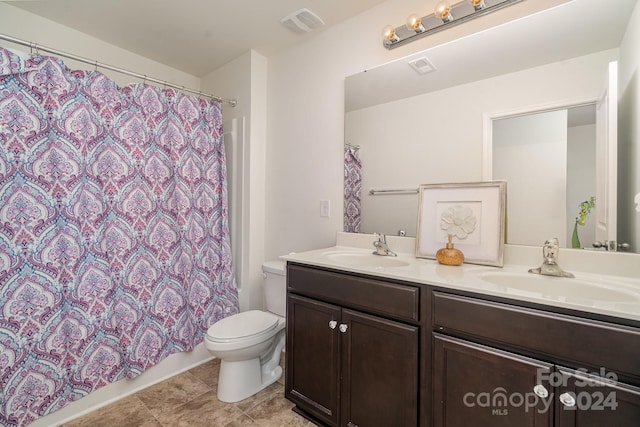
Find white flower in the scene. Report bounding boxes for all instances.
[440,205,477,239]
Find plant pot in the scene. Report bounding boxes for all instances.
[571,221,581,249]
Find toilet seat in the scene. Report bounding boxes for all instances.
[206,310,281,344]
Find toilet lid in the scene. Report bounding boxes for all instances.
[207,310,280,341]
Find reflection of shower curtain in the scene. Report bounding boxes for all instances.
[0,47,239,426]
[344,146,362,233]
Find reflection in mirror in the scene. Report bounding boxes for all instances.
[344,0,639,254]
[491,105,597,249]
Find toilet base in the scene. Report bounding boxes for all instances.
[216,331,285,403]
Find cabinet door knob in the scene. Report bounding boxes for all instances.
[339,324,348,333]
[533,384,549,398]
[559,392,576,407]
[328,320,337,329]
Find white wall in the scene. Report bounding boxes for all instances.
[0,3,199,89]
[493,110,568,246]
[618,0,640,252]
[264,0,570,260]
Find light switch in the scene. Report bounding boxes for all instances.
[320,200,330,217]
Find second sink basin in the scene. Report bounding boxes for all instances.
[326,252,411,268]
[476,272,639,302]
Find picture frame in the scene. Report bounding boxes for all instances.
[416,181,507,267]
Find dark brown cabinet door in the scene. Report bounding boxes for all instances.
[340,309,419,427]
[555,368,640,427]
[286,294,341,426]
[433,333,554,427]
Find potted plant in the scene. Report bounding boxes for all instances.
[571,196,595,249]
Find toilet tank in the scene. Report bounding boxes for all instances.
[262,260,287,317]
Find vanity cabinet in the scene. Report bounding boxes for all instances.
[284,261,640,426]
[433,333,554,426]
[554,367,640,426]
[285,263,421,427]
[432,291,640,427]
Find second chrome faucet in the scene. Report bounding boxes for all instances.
[528,237,574,278]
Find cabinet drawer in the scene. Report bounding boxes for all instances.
[287,264,419,323]
[432,291,640,380]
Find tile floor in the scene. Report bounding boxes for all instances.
[63,356,314,427]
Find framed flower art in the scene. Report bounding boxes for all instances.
[416,181,507,266]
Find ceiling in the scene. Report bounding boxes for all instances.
[4,0,387,76]
[346,0,637,111]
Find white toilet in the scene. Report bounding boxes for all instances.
[204,260,287,403]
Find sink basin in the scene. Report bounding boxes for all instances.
[326,252,411,268]
[477,272,639,302]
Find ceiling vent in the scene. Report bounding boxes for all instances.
[407,57,436,75]
[280,8,325,33]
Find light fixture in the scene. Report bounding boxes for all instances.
[382,25,400,43]
[382,0,523,50]
[469,0,486,11]
[435,1,453,23]
[406,13,425,33]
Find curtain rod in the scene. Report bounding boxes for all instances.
[0,33,237,107]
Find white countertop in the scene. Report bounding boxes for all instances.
[282,239,640,323]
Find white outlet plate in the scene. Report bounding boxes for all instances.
[320,200,330,217]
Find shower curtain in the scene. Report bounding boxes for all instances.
[344,146,362,233]
[0,47,239,426]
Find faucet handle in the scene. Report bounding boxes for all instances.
[544,237,559,247]
[374,232,386,242]
[543,237,559,261]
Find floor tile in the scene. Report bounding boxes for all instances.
[135,370,212,418]
[153,389,245,426]
[224,414,261,426]
[234,382,284,413]
[62,395,157,427]
[64,353,302,427]
[244,391,314,426]
[188,358,221,389]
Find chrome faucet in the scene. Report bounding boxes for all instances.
[528,237,574,278]
[373,233,397,257]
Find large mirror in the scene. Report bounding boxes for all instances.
[344,0,639,253]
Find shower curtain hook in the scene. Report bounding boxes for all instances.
[94,60,98,72]
[34,43,39,55]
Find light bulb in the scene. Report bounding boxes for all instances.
[382,25,400,43]
[435,1,453,23]
[468,0,486,11]
[405,13,425,33]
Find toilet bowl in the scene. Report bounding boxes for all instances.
[204,260,286,402]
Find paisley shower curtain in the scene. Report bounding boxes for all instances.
[344,146,362,233]
[0,47,239,426]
